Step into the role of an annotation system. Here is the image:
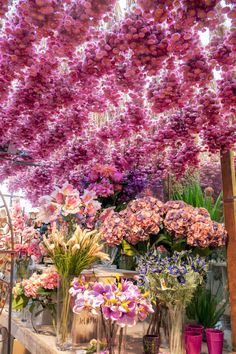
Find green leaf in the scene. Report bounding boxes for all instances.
[155,233,172,245]
[122,240,138,256]
[12,295,29,311]
[37,288,53,297]
[29,302,36,313]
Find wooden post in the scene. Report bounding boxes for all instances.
[221,150,236,350]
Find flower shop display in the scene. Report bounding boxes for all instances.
[12,268,58,334]
[43,225,109,350]
[0,0,235,351]
[70,276,154,354]
[137,250,207,354]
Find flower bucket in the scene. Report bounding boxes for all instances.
[143,334,160,354]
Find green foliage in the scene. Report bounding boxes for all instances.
[12,294,29,311]
[186,286,227,328]
[172,183,223,222]
[122,231,212,259]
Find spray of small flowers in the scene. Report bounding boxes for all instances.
[137,250,207,354]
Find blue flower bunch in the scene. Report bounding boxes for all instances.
[137,250,207,306]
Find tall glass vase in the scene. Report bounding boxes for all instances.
[99,317,126,354]
[168,304,184,354]
[56,276,73,351]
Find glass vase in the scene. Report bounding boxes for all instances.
[71,310,99,350]
[99,317,126,354]
[31,301,56,336]
[56,276,73,351]
[168,304,184,354]
[118,255,136,270]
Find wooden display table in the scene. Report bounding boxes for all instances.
[0,268,232,354]
[0,310,231,354]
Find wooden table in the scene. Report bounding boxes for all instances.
[0,310,232,354]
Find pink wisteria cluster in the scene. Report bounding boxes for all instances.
[101,197,227,249]
[37,183,101,226]
[70,276,153,327]
[0,1,235,202]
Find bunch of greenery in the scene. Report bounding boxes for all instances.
[172,183,223,222]
[186,286,227,328]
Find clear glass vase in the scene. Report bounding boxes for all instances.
[56,276,73,351]
[98,317,126,354]
[31,301,56,336]
[168,304,184,354]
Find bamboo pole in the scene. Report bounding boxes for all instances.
[220,150,236,350]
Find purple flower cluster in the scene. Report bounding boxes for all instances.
[70,277,154,327]
[137,250,207,305]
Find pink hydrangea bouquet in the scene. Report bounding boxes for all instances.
[70,277,153,354]
[13,269,59,332]
[100,197,227,256]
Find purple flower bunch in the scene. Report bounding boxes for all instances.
[137,250,207,306]
[70,277,154,327]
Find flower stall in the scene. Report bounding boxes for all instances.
[0,0,236,354]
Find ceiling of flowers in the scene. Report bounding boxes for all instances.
[0,0,235,202]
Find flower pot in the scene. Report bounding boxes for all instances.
[185,332,202,354]
[206,328,224,354]
[143,334,160,354]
